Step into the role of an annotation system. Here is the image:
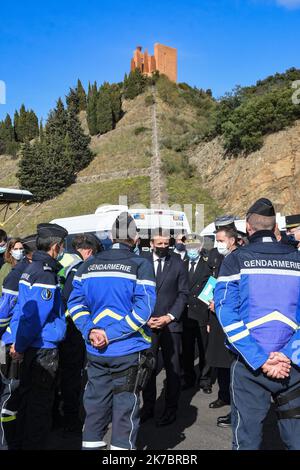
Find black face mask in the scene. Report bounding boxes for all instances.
[155,246,169,258]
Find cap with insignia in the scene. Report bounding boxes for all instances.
[22,233,37,252]
[37,223,68,239]
[185,233,203,248]
[285,214,300,230]
[246,198,275,217]
[214,215,236,232]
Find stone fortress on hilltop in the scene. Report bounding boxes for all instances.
[131,43,177,82]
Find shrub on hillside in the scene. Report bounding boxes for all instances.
[134,126,148,135]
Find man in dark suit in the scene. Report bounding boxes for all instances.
[182,234,212,392]
[141,228,189,426]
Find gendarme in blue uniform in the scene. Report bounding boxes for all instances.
[0,257,30,339]
[215,227,300,450]
[68,243,156,357]
[215,231,300,368]
[14,251,66,352]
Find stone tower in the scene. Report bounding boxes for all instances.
[131,43,177,82]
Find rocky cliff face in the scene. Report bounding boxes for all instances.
[190,121,300,218]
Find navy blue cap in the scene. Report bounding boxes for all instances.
[214,215,236,232]
[247,198,275,217]
[285,214,300,229]
[37,223,68,239]
[22,233,37,252]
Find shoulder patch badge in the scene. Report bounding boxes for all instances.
[41,288,53,301]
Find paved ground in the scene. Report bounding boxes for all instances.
[47,368,285,450]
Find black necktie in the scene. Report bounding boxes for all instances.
[156,258,163,282]
[189,261,196,282]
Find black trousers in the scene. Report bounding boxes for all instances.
[217,367,231,404]
[142,328,181,412]
[59,319,86,426]
[182,318,211,387]
[15,348,59,450]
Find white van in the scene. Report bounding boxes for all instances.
[51,205,192,252]
[200,212,287,249]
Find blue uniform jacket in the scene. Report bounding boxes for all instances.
[12,251,66,353]
[214,231,300,370]
[67,244,157,357]
[0,258,30,338]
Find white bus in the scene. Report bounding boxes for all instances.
[51,205,192,252]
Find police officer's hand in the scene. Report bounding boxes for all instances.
[262,359,291,379]
[9,344,23,362]
[89,329,108,349]
[209,301,215,312]
[268,352,291,366]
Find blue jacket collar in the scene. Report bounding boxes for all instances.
[248,230,277,244]
[32,250,61,272]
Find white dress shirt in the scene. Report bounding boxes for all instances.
[153,252,166,275]
[152,252,174,321]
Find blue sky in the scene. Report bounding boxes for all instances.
[0,0,300,121]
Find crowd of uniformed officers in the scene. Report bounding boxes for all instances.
[0,197,300,450]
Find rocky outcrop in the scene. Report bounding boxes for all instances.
[190,121,300,217]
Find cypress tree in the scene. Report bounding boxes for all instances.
[14,111,19,141]
[109,84,123,126]
[77,79,87,111]
[66,87,80,114]
[87,82,98,135]
[97,86,113,134]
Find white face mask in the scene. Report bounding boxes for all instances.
[11,249,24,261]
[0,245,7,254]
[216,242,230,256]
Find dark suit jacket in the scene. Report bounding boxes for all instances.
[142,253,189,333]
[183,256,211,326]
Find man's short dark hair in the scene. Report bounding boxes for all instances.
[216,227,238,244]
[36,236,64,252]
[150,227,171,242]
[0,229,7,243]
[72,233,103,254]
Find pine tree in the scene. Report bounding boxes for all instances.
[18,140,39,193]
[26,110,39,140]
[87,82,98,135]
[14,106,38,142]
[38,98,75,199]
[0,114,19,156]
[77,79,87,111]
[16,104,27,142]
[97,86,113,134]
[66,107,93,172]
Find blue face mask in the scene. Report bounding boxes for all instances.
[56,249,65,261]
[0,245,6,254]
[187,248,200,261]
[132,244,140,255]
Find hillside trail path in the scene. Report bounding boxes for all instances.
[150,85,168,206]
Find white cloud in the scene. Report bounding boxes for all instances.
[276,0,300,8]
